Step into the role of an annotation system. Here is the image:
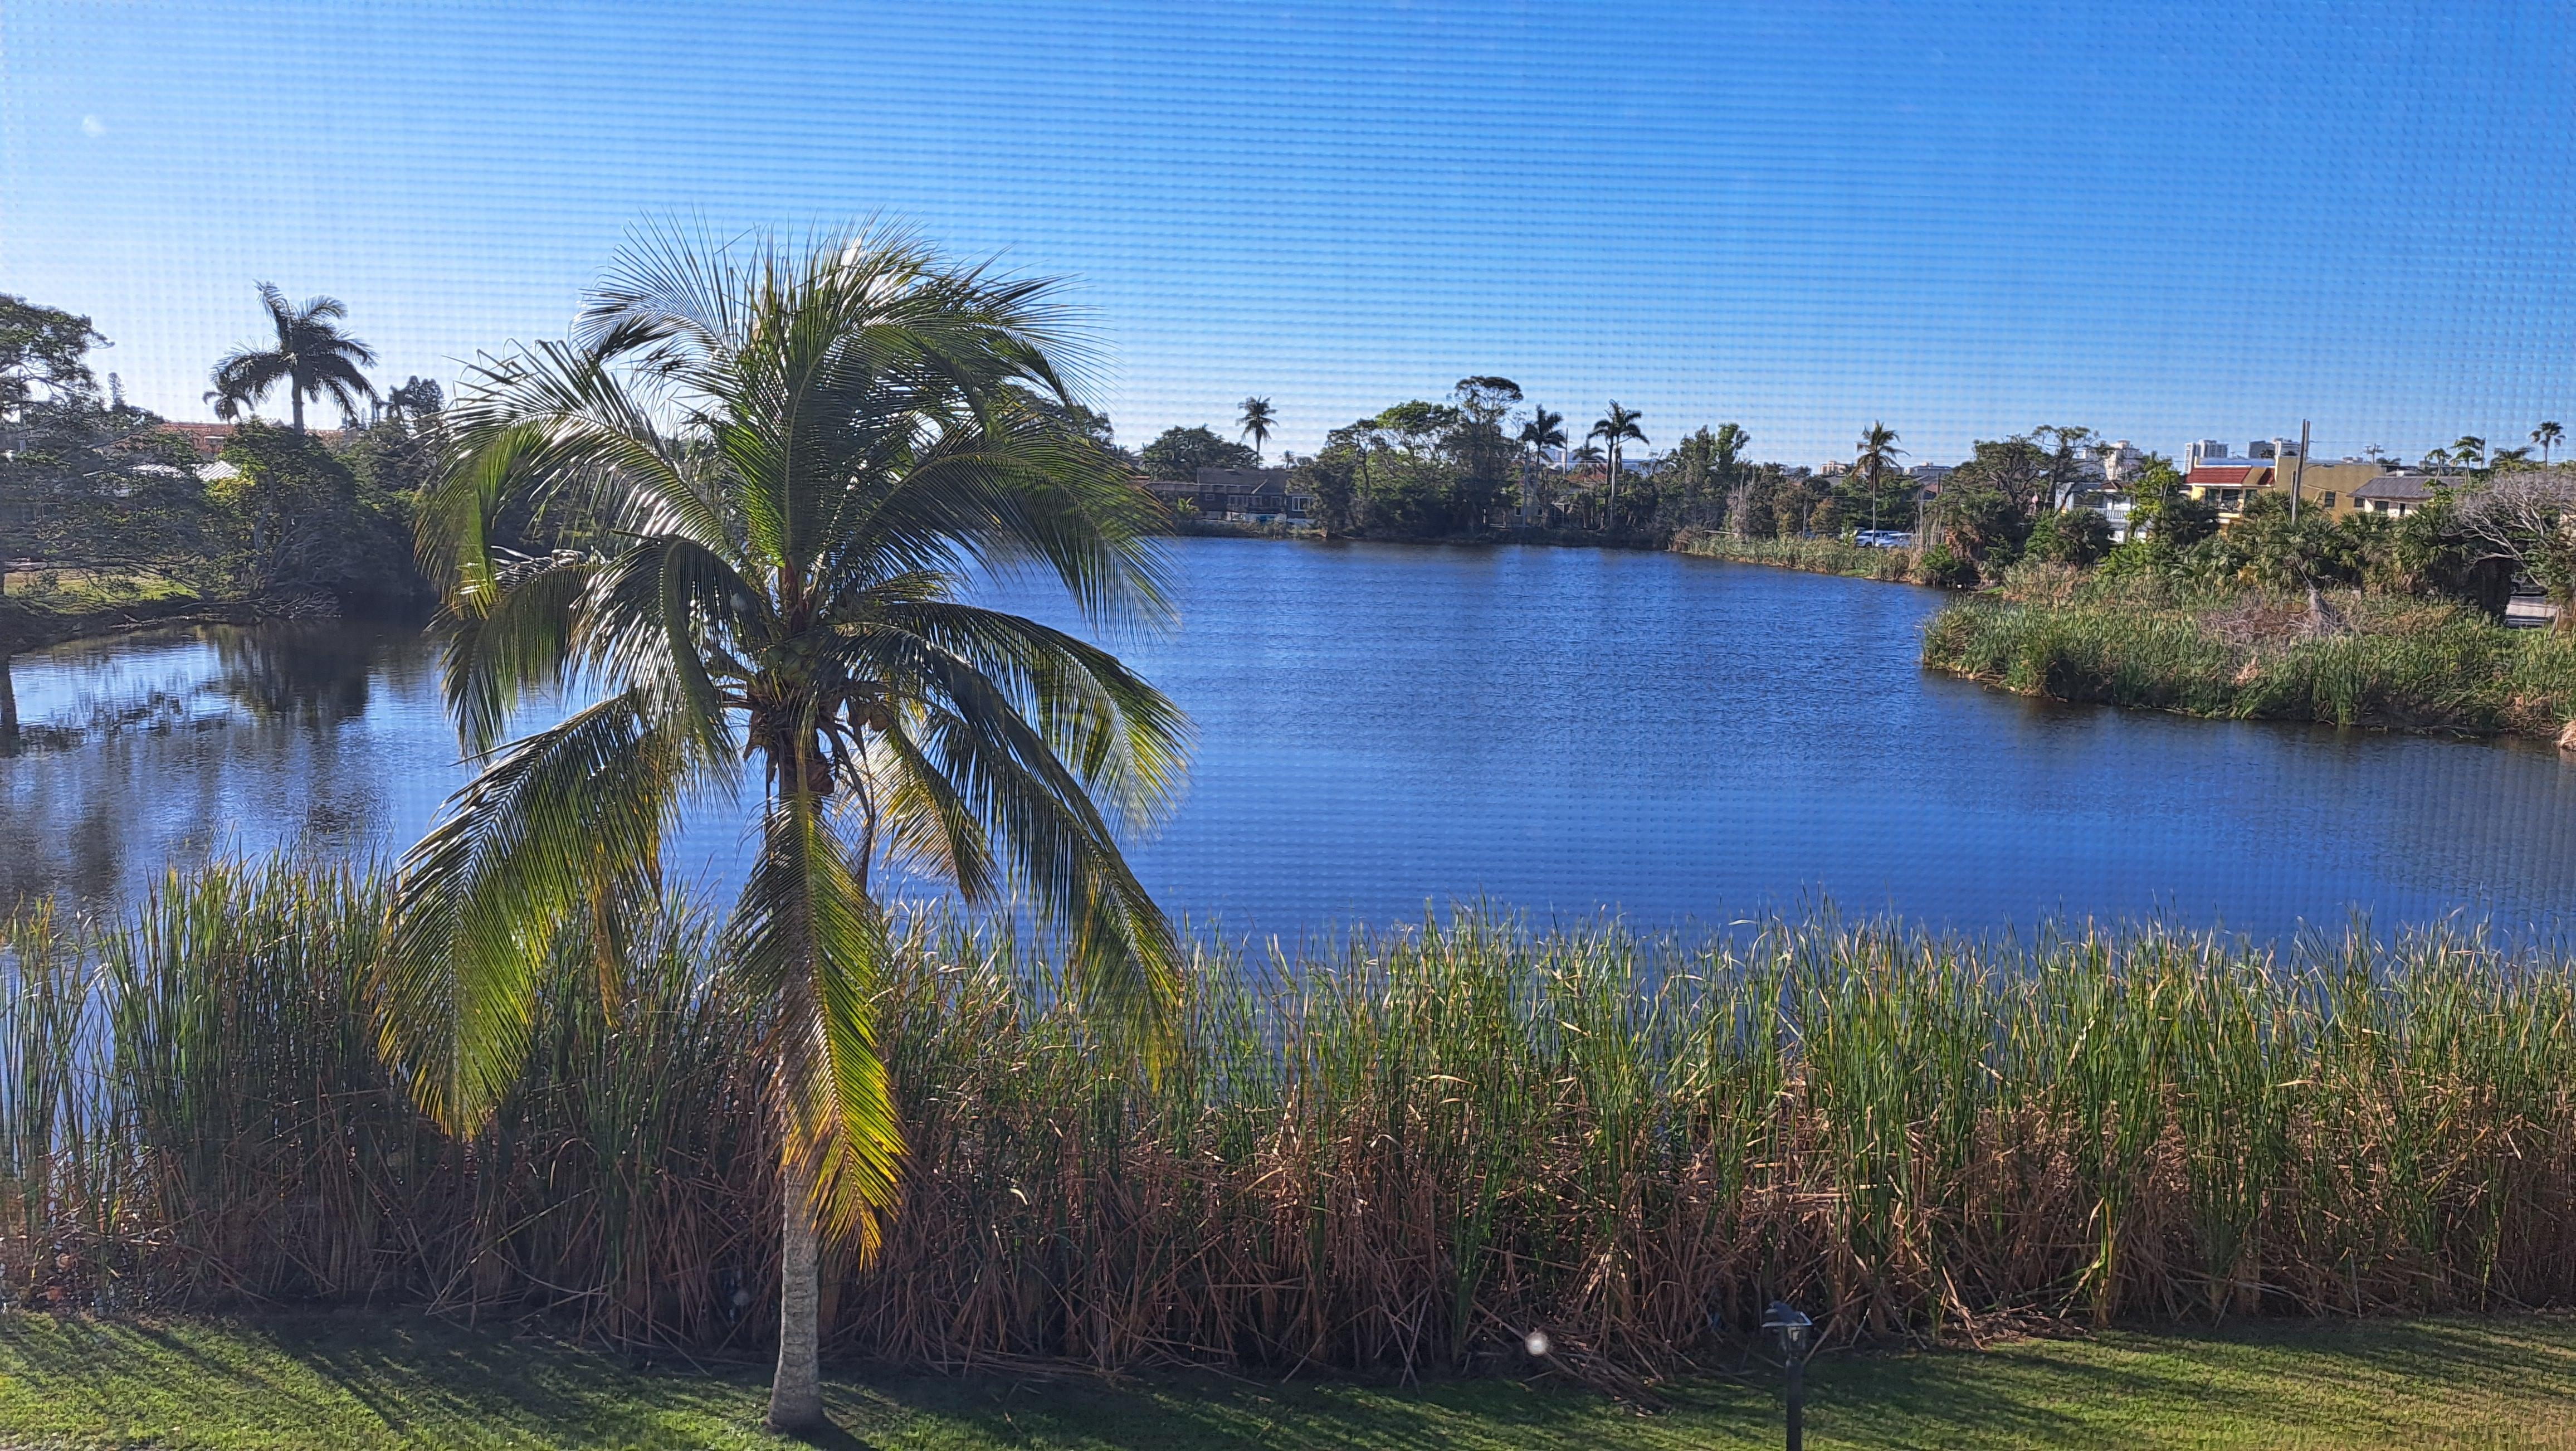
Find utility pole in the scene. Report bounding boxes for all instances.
[2291,419,2310,520]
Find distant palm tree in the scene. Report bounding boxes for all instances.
[383,227,1186,1436]
[1519,406,1567,463]
[1517,407,1565,524]
[2452,435,2487,468]
[2534,421,2562,466]
[1853,421,1906,532]
[2422,446,2455,473]
[1237,397,1275,459]
[207,284,377,431]
[1589,402,1647,520]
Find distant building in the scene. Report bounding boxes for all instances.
[2349,473,2439,519]
[2183,462,2274,519]
[2186,451,2448,523]
[2187,439,2232,470]
[153,421,354,457]
[1142,466,1312,522]
[2096,440,2144,484]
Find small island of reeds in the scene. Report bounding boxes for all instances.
[1922,564,2576,742]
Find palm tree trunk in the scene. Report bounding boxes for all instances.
[768,1154,827,1432]
[290,387,305,434]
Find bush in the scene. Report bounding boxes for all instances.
[2025,509,2113,566]
[1918,543,1979,589]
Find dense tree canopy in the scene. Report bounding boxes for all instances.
[1138,425,1258,480]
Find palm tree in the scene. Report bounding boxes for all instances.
[1853,421,1906,532]
[1518,407,1565,524]
[1588,402,1646,521]
[383,227,1188,1435]
[2452,435,2487,468]
[1237,397,1275,459]
[207,284,378,431]
[2534,421,2562,467]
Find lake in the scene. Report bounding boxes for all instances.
[8,537,2576,941]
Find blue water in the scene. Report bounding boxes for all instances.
[8,537,2575,940]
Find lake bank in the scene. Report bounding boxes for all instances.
[1671,525,1928,581]
[12,868,2576,1379]
[1923,588,2576,744]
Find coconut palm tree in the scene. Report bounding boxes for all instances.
[206,284,378,431]
[1853,421,1906,533]
[2534,421,2562,466]
[1517,407,1565,524]
[1588,402,1647,522]
[383,226,1188,1435]
[2452,435,2487,468]
[1237,397,1275,460]
[1518,406,1567,464]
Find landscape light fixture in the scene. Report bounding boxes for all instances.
[1522,1328,1552,1360]
[1761,1301,1815,1451]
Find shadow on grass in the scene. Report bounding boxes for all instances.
[1,1310,2572,1449]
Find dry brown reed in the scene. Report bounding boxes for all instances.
[4,860,2573,1375]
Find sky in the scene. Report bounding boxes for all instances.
[5,0,2573,466]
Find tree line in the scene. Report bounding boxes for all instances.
[1,289,453,626]
[1123,386,1979,545]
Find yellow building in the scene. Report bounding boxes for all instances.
[2184,457,2451,524]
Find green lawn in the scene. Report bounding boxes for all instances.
[2,1311,2572,1449]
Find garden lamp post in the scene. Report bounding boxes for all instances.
[1763,1301,1815,1450]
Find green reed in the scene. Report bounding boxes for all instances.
[1923,591,2576,737]
[4,858,2574,1373]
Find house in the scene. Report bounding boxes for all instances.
[2279,460,2403,518]
[2349,473,2438,519]
[153,421,353,458]
[2187,455,2453,523]
[1141,466,1313,522]
[2184,462,2273,519]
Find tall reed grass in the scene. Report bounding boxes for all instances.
[1922,591,2576,738]
[6,860,2574,1374]
[1673,530,1920,583]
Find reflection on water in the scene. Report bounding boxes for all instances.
[1,623,438,904]
[7,539,2576,941]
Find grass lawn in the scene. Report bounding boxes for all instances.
[1,1311,2573,1450]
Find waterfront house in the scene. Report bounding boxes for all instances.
[1142,466,1313,523]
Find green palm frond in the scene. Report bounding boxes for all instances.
[383,693,709,1128]
[391,221,1189,1256]
[728,792,902,1248]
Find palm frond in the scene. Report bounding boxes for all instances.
[383,693,713,1128]
[726,792,904,1251]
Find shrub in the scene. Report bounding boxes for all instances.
[1918,543,1978,589]
[2026,509,2114,566]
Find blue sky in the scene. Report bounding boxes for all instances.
[5,0,2571,465]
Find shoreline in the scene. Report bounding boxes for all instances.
[1921,592,2576,746]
